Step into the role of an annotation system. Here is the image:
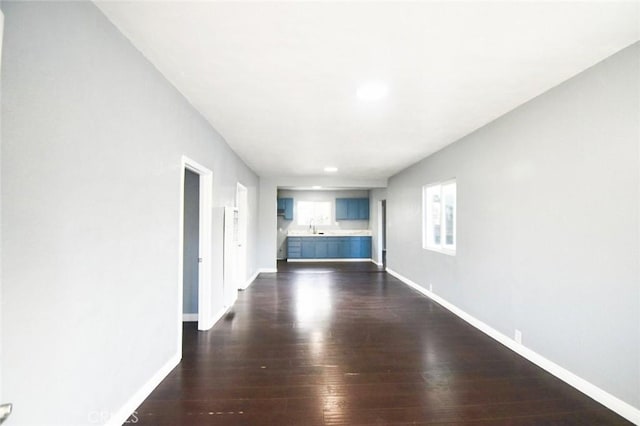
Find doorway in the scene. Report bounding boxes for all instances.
[180,157,213,338]
[182,169,200,322]
[379,200,387,269]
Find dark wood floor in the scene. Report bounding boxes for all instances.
[129,261,631,425]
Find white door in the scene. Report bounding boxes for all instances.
[223,206,239,307]
[235,183,248,289]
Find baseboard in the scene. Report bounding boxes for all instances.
[182,313,198,322]
[259,267,278,273]
[109,291,241,425]
[287,258,372,263]
[200,305,229,331]
[370,259,383,266]
[386,267,640,425]
[107,352,180,426]
[240,270,260,290]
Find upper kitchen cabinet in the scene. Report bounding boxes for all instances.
[277,197,294,220]
[335,198,369,220]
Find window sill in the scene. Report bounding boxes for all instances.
[424,246,456,256]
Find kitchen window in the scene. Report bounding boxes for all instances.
[423,180,456,254]
[297,201,332,226]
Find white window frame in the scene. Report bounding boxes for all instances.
[422,179,456,255]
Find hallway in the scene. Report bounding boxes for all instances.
[131,262,630,425]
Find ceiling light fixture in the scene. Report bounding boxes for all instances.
[356,81,388,101]
[324,166,338,173]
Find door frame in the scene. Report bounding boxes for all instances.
[235,182,248,289]
[179,156,213,346]
[377,200,385,266]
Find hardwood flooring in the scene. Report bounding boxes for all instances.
[129,261,631,425]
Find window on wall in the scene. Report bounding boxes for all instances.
[297,201,332,226]
[423,180,456,254]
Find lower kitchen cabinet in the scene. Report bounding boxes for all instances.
[287,236,371,259]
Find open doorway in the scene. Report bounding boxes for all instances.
[379,200,387,269]
[180,157,213,338]
[182,169,200,322]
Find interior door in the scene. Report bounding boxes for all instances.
[223,206,239,307]
[236,184,248,289]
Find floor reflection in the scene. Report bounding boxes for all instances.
[131,261,630,425]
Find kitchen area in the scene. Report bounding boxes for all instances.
[277,188,379,262]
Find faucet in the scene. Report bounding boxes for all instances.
[309,219,317,234]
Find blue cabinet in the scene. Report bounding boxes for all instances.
[361,237,371,257]
[315,240,328,258]
[287,237,301,258]
[327,240,340,258]
[301,239,315,258]
[349,238,361,257]
[335,198,369,220]
[358,199,369,219]
[277,198,294,220]
[336,199,348,220]
[287,236,372,259]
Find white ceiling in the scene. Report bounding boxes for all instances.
[96,1,639,180]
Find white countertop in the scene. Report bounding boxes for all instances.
[287,230,372,237]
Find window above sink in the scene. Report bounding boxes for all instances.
[297,201,331,226]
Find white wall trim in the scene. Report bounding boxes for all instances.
[259,267,278,273]
[371,259,383,266]
[106,352,180,426]
[240,270,260,290]
[180,156,214,334]
[386,267,640,425]
[182,313,198,322]
[377,200,384,265]
[108,299,234,425]
[287,258,372,263]
[201,305,230,331]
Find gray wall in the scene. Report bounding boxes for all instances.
[183,170,199,315]
[1,2,259,425]
[387,43,639,409]
[276,189,370,258]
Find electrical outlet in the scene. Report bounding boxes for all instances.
[515,329,522,344]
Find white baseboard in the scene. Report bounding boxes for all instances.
[259,267,278,273]
[200,306,229,331]
[107,352,180,426]
[386,267,640,425]
[240,270,260,290]
[287,258,372,263]
[110,293,242,425]
[182,313,198,322]
[370,259,383,266]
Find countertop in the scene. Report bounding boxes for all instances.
[287,230,372,237]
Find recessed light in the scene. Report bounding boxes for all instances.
[312,185,322,189]
[324,166,338,173]
[357,81,388,101]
